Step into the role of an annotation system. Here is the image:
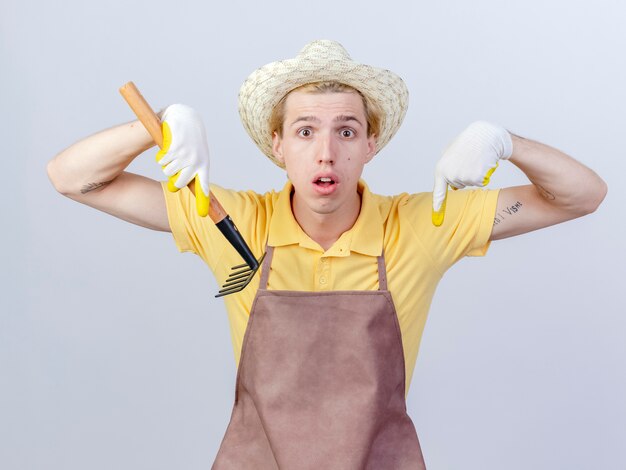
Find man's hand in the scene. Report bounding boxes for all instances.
[432,121,512,226]
[156,104,211,217]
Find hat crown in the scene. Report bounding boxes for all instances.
[297,40,352,62]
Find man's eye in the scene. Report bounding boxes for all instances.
[298,129,312,137]
[341,129,354,138]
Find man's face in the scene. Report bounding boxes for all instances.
[272,90,377,222]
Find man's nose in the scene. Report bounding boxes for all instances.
[317,133,336,164]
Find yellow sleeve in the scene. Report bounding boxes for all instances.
[402,188,500,274]
[161,182,271,274]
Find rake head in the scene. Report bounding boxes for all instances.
[216,253,266,298]
[213,214,265,298]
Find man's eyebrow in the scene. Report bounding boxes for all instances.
[289,116,320,126]
[334,115,364,126]
[289,115,364,126]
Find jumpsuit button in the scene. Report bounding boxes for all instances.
[319,276,327,284]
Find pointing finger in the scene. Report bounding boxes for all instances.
[432,175,449,227]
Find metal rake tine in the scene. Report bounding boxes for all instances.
[217,285,248,297]
[231,261,251,270]
[215,253,266,298]
[216,273,255,297]
[224,269,249,279]
[222,272,253,287]
[227,266,254,278]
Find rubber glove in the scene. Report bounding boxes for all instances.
[432,121,512,226]
[156,104,210,217]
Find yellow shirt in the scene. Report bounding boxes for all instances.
[163,180,499,395]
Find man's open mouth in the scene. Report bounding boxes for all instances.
[314,177,336,187]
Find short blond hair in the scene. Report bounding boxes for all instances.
[269,81,382,139]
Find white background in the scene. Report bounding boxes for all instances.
[2,0,624,468]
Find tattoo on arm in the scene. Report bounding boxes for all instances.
[81,181,112,194]
[493,201,523,226]
[535,184,556,201]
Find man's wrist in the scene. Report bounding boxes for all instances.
[508,133,530,164]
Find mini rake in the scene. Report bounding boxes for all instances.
[119,81,264,297]
[212,218,265,297]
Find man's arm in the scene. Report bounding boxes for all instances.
[47,120,171,232]
[490,134,607,241]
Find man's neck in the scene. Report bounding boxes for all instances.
[291,192,362,251]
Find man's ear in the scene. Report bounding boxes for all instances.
[364,134,377,163]
[272,131,285,165]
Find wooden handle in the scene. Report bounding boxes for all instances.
[118,81,227,223]
[119,82,164,148]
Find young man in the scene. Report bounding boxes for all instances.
[47,40,606,468]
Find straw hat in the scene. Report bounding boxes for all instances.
[238,40,409,168]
